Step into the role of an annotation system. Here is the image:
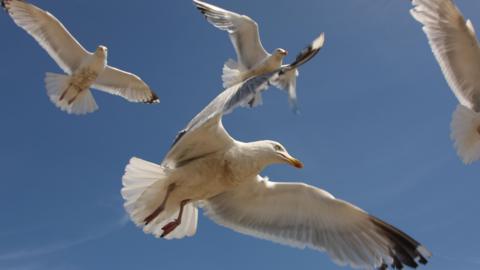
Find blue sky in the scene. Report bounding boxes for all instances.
[0,0,479,269]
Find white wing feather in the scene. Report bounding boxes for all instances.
[193,0,269,69]
[93,66,159,103]
[203,176,431,269]
[4,0,89,74]
[411,0,480,111]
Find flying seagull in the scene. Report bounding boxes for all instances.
[122,46,431,269]
[2,0,159,115]
[193,0,324,111]
[410,0,480,164]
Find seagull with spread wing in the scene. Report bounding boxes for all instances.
[2,0,159,115]
[121,44,431,269]
[410,0,480,164]
[193,0,324,111]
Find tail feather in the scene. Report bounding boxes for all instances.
[122,157,198,239]
[451,104,480,164]
[222,59,245,88]
[45,72,98,115]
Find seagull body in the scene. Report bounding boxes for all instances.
[411,0,480,163]
[122,51,430,269]
[3,0,159,114]
[193,0,324,110]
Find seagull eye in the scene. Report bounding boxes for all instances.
[274,144,283,151]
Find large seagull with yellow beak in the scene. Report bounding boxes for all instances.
[122,40,430,270]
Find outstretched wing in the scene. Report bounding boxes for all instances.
[273,33,325,111]
[93,66,159,104]
[411,0,480,111]
[193,0,269,69]
[163,74,272,168]
[4,0,89,74]
[204,176,431,270]
[163,34,325,167]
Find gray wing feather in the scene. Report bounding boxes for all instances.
[193,0,269,69]
[411,0,480,111]
[203,176,431,269]
[4,0,89,74]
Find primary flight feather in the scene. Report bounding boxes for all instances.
[2,0,159,114]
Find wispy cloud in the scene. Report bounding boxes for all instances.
[0,214,129,262]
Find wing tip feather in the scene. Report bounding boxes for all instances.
[370,217,431,269]
[144,91,160,104]
[2,0,10,11]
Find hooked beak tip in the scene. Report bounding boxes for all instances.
[287,157,303,169]
[293,159,303,169]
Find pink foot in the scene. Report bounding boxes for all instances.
[144,205,164,225]
[161,219,180,238]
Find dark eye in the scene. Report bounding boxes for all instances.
[274,144,283,151]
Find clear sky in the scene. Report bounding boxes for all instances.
[0,0,479,269]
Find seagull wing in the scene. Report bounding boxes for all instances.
[273,33,325,110]
[163,72,273,167]
[163,35,324,167]
[411,0,480,111]
[4,0,89,74]
[93,66,159,104]
[203,176,431,270]
[193,0,269,69]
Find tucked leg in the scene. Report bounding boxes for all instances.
[58,83,72,101]
[68,86,84,104]
[160,199,190,238]
[143,183,176,225]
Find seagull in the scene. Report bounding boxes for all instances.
[193,0,324,112]
[410,0,480,164]
[121,44,431,269]
[2,0,159,115]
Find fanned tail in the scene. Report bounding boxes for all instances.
[121,157,198,239]
[44,72,98,115]
[450,104,480,164]
[222,59,245,88]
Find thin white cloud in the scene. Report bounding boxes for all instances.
[0,214,129,262]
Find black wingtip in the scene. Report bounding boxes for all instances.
[192,0,208,15]
[144,92,160,104]
[285,32,325,72]
[171,129,187,147]
[370,217,431,269]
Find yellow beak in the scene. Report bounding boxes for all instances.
[281,154,303,169]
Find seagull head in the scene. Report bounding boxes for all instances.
[274,48,288,57]
[249,140,303,169]
[95,45,108,57]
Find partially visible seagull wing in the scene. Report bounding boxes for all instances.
[163,73,272,167]
[93,66,159,104]
[411,0,480,111]
[193,0,269,69]
[282,33,325,73]
[273,33,325,111]
[204,176,431,270]
[164,38,326,167]
[3,0,89,74]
